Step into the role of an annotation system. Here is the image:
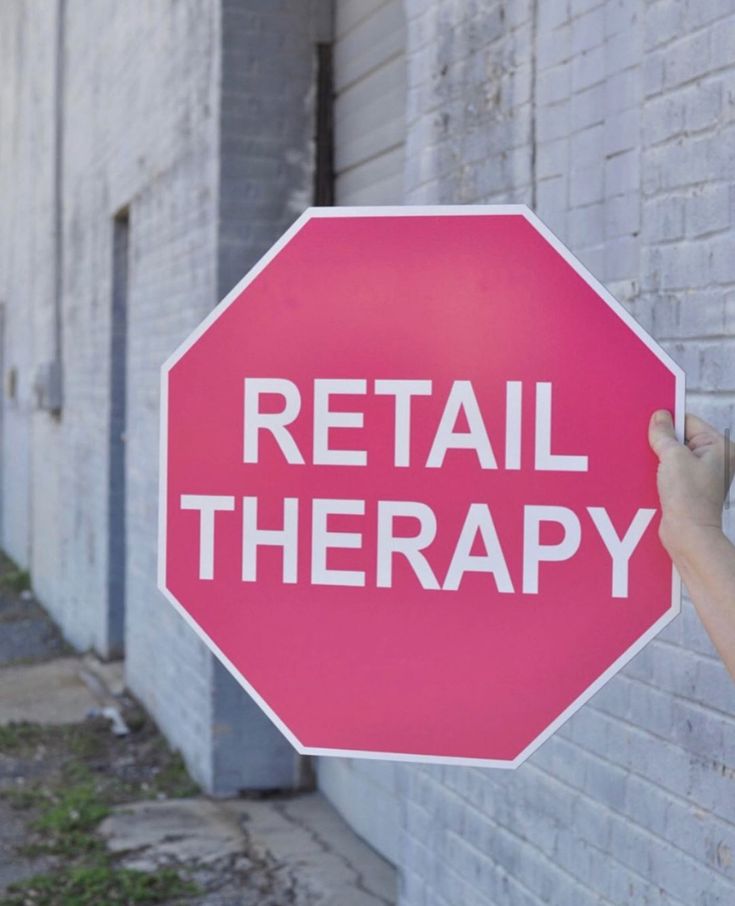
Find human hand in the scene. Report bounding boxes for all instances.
[648,411,734,558]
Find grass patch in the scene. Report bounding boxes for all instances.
[2,785,48,812]
[149,750,200,799]
[0,721,109,760]
[0,865,198,906]
[5,768,108,859]
[0,722,46,754]
[1,766,199,905]
[0,566,31,594]
[0,718,199,801]
[30,775,110,857]
[0,690,201,903]
[67,724,107,761]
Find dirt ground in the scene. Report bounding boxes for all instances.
[0,554,314,906]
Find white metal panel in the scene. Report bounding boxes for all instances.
[334,0,388,40]
[335,57,406,173]
[333,1,405,93]
[336,146,405,205]
[333,0,406,207]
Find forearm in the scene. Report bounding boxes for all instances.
[664,524,735,682]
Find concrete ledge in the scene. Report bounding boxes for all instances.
[0,655,125,726]
[0,657,100,725]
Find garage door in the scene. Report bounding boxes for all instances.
[333,0,406,205]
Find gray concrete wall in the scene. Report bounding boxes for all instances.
[209,0,326,795]
[217,0,319,299]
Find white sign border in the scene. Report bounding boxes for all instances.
[158,204,685,769]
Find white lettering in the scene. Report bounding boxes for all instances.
[243,378,304,464]
[426,381,497,469]
[523,505,581,594]
[313,379,367,466]
[443,504,514,592]
[534,382,588,472]
[312,499,366,586]
[377,501,440,589]
[242,496,298,583]
[505,381,522,470]
[374,379,432,467]
[587,507,656,598]
[180,495,235,580]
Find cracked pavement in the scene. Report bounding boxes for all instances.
[0,564,396,905]
[101,794,395,905]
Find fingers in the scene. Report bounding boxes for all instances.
[684,414,732,466]
[649,409,731,464]
[685,413,719,445]
[649,409,680,460]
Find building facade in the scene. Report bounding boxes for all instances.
[2,0,735,903]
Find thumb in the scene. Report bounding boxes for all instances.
[648,409,680,460]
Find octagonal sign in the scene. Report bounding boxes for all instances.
[159,206,684,767]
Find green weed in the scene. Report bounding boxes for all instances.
[0,566,31,594]
[0,865,198,905]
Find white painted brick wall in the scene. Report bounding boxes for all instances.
[0,0,226,783]
[0,2,57,574]
[399,1,735,904]
[0,0,315,792]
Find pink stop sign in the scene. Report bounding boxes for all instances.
[159,207,684,766]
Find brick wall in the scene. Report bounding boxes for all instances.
[399,1,735,903]
[0,0,227,782]
[0,0,320,792]
[0,2,57,575]
[209,0,323,794]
